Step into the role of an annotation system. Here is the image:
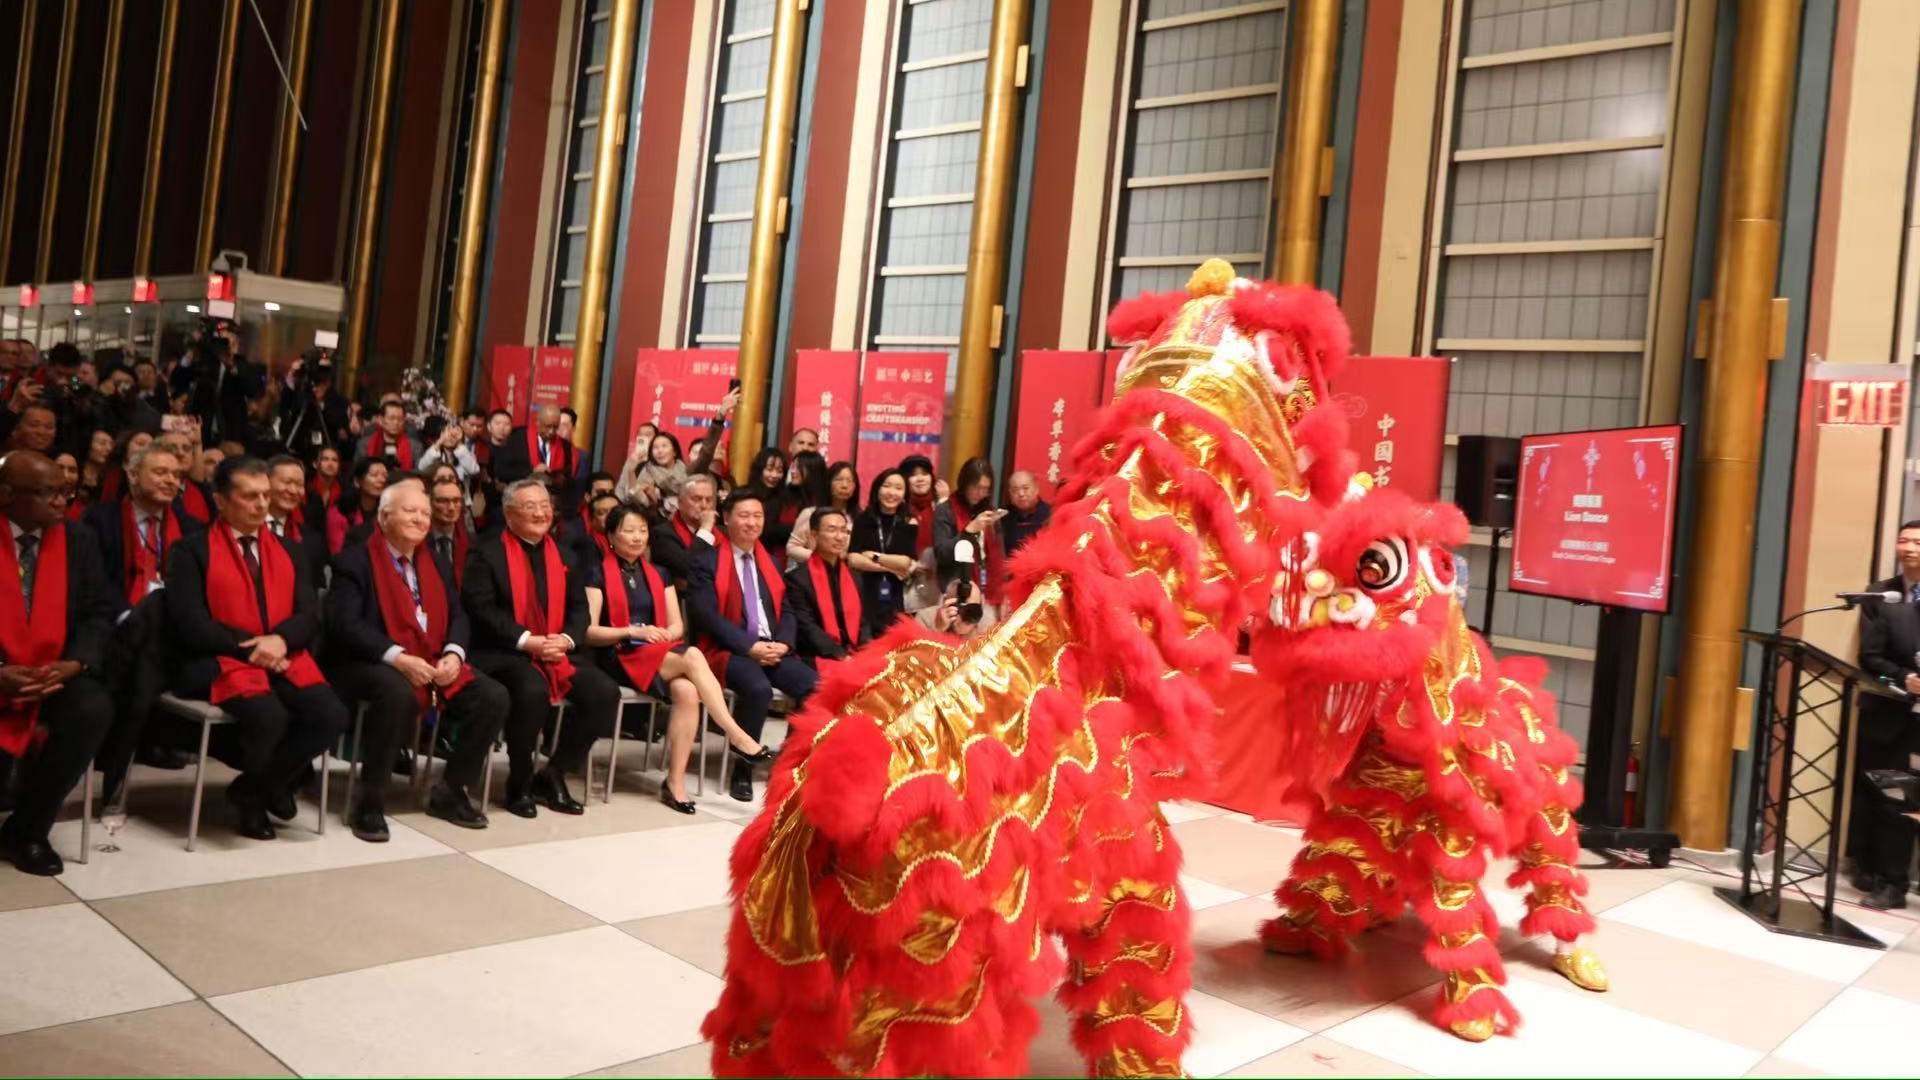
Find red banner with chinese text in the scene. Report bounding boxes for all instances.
[1099,348,1131,405]
[628,349,686,460]
[791,350,861,463]
[529,347,575,413]
[1327,356,1450,501]
[487,345,532,423]
[672,349,738,448]
[1012,350,1106,496]
[855,351,947,478]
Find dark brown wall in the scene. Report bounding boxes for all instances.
[96,0,164,281]
[3,7,61,285]
[476,0,566,370]
[285,0,370,284]
[149,5,216,277]
[42,0,108,286]
[212,0,291,267]
[1013,0,1093,353]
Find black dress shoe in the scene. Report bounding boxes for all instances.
[427,784,489,829]
[267,788,298,823]
[135,744,192,770]
[734,745,778,767]
[1863,883,1909,911]
[730,771,754,803]
[0,830,63,876]
[1851,869,1882,894]
[504,794,538,819]
[532,770,585,815]
[350,803,390,843]
[230,803,277,841]
[659,786,696,815]
[391,750,415,778]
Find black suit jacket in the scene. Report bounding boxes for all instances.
[785,559,869,661]
[163,527,324,664]
[2,523,115,672]
[82,499,204,618]
[1859,575,1920,734]
[649,513,713,589]
[491,426,577,491]
[688,543,796,656]
[460,531,591,655]
[270,514,328,585]
[325,538,470,665]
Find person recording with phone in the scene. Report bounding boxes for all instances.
[1851,519,1920,910]
[931,457,1006,627]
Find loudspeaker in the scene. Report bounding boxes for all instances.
[1453,435,1521,529]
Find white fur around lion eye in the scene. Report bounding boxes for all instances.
[1355,538,1409,592]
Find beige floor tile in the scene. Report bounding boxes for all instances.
[1571,860,1685,914]
[473,820,743,923]
[393,783,723,852]
[0,867,74,913]
[0,903,194,1037]
[618,903,734,979]
[1504,917,1846,1051]
[1224,1034,1424,1078]
[575,1042,713,1078]
[94,854,598,997]
[0,1001,292,1078]
[1856,942,1920,1005]
[1024,988,1307,1078]
[1172,816,1305,897]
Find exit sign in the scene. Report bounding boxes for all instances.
[17,284,38,308]
[1812,363,1909,428]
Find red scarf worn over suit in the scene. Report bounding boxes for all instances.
[367,429,415,469]
[672,514,697,548]
[704,542,785,689]
[501,533,575,702]
[0,516,67,754]
[601,551,673,689]
[366,534,475,710]
[309,475,341,508]
[120,500,182,608]
[808,556,862,678]
[949,501,1006,605]
[529,427,574,479]
[203,522,325,704]
[179,481,212,524]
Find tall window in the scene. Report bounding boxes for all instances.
[687,0,779,346]
[1426,0,1684,744]
[863,0,994,371]
[547,0,618,344]
[429,0,491,366]
[1099,0,1290,333]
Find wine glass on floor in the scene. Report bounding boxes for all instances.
[98,803,127,854]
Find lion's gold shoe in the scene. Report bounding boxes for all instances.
[1551,947,1609,992]
[1449,1015,1496,1042]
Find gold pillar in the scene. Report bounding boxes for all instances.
[134,0,180,279]
[1273,0,1341,285]
[194,0,244,273]
[34,0,79,285]
[441,0,511,412]
[341,0,404,397]
[947,0,1032,477]
[81,0,126,283]
[263,0,314,276]
[0,0,37,284]
[1667,0,1802,851]
[727,0,811,476]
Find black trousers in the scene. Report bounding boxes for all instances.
[175,661,350,796]
[722,653,817,743]
[327,661,508,807]
[3,675,113,842]
[1854,716,1920,888]
[96,594,170,781]
[470,651,617,778]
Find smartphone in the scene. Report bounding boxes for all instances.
[161,414,193,434]
[728,377,742,392]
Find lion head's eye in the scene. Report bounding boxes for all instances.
[1355,539,1409,592]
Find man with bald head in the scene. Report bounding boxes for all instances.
[491,405,578,503]
[0,451,116,875]
[1000,469,1051,559]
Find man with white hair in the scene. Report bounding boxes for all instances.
[325,481,508,840]
[460,477,617,817]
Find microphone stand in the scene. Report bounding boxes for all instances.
[1777,602,1857,633]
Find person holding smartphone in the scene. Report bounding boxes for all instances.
[931,457,1006,624]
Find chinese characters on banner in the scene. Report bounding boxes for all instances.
[790,350,860,462]
[1509,425,1681,613]
[629,349,684,452]
[627,349,737,456]
[1011,350,1105,496]
[855,352,947,478]
[528,347,575,412]
[1327,356,1451,501]
[486,345,532,422]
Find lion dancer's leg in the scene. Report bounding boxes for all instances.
[1408,811,1519,1042]
[1261,785,1411,957]
[1508,778,1608,993]
[1058,823,1192,1078]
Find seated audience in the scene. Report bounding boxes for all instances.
[933,456,1006,625]
[786,507,870,671]
[356,400,423,470]
[898,454,940,561]
[425,477,475,585]
[98,427,154,503]
[329,456,388,554]
[491,405,577,496]
[418,415,480,485]
[622,432,688,512]
[850,468,923,639]
[163,456,348,841]
[650,473,719,588]
[265,455,328,582]
[776,452,829,564]
[917,578,995,639]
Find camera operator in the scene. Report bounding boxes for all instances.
[279,351,351,463]
[917,578,994,640]
[171,320,264,448]
[97,363,162,437]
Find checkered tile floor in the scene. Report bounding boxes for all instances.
[3,729,1916,1078]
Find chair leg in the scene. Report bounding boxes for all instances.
[644,701,661,774]
[187,719,213,853]
[318,744,330,836]
[694,706,707,798]
[80,763,93,865]
[412,708,439,807]
[603,700,625,805]
[343,706,366,822]
[479,737,497,809]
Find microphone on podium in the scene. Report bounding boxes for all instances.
[1836,591,1905,604]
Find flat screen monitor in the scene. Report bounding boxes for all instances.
[1508,423,1683,613]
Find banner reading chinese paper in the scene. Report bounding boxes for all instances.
[486,345,533,422]
[1327,356,1450,501]
[671,349,738,451]
[528,346,575,413]
[629,348,687,454]
[1012,350,1105,496]
[855,351,947,478]
[791,350,860,463]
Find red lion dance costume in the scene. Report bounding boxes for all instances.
[704,260,1358,1077]
[1230,480,1610,1042]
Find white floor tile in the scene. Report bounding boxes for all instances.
[0,904,194,1037]
[1322,977,1763,1077]
[1159,801,1219,825]
[1184,989,1312,1077]
[52,812,455,901]
[1604,881,1905,984]
[473,821,743,922]
[210,926,720,1078]
[1774,987,1920,1076]
[1181,873,1250,912]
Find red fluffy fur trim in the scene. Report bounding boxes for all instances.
[1519,902,1595,941]
[1434,988,1521,1036]
[1106,289,1190,344]
[1225,283,1352,388]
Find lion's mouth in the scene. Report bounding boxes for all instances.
[1319,680,1389,734]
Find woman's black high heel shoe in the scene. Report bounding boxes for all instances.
[658,785,696,815]
[735,745,778,766]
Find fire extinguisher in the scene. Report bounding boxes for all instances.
[1623,741,1641,828]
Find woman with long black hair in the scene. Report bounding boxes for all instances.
[849,468,922,638]
[932,456,1006,624]
[747,446,794,548]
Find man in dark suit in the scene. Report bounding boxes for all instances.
[1854,520,1920,911]
[265,455,328,583]
[353,401,426,472]
[326,480,507,841]
[164,456,348,840]
[650,473,718,589]
[689,491,817,801]
[0,451,116,876]
[425,476,475,586]
[173,324,265,449]
[490,405,577,495]
[786,507,870,666]
[461,477,617,817]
